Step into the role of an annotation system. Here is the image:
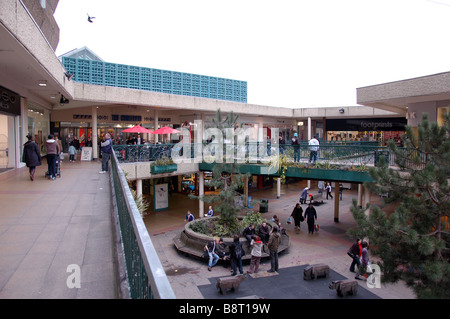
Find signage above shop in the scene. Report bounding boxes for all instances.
[326,117,407,132]
[0,86,20,116]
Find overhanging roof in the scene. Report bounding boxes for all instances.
[356,72,450,114]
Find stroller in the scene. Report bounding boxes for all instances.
[45,153,62,178]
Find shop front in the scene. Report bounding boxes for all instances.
[0,86,22,171]
[326,117,407,146]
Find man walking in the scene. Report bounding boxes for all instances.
[304,203,317,234]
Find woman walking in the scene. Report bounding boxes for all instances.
[45,134,60,180]
[290,203,303,231]
[22,133,41,181]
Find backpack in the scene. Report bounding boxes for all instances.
[234,242,244,259]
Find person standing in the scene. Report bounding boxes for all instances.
[230,235,244,276]
[22,133,41,181]
[308,135,320,164]
[205,237,220,271]
[290,203,303,231]
[326,183,333,200]
[355,241,370,279]
[99,133,112,174]
[68,142,76,162]
[304,203,317,234]
[267,227,282,273]
[248,236,263,274]
[291,133,300,162]
[300,186,309,204]
[45,134,60,180]
[349,238,362,273]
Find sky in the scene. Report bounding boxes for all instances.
[54,0,450,109]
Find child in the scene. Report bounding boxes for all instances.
[69,142,76,162]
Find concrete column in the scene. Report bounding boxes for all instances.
[154,109,159,144]
[136,179,142,199]
[198,171,204,218]
[277,177,281,199]
[92,106,98,160]
[307,117,312,140]
[334,182,340,222]
[357,184,363,208]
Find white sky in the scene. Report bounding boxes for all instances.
[54,0,450,109]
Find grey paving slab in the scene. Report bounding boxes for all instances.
[0,160,117,299]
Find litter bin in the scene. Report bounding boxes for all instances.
[374,150,389,167]
[259,199,269,213]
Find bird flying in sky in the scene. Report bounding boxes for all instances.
[87,14,95,23]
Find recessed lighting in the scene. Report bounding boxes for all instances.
[38,80,47,87]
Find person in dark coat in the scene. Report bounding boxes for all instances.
[290,203,303,231]
[304,203,317,234]
[22,133,41,181]
[258,221,270,244]
[242,224,256,248]
[229,235,244,276]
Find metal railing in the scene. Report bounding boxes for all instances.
[113,142,396,167]
[111,150,176,299]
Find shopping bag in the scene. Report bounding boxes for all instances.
[314,222,319,232]
[286,217,292,225]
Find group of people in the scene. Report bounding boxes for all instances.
[290,133,320,164]
[348,238,371,280]
[205,222,282,275]
[290,202,318,234]
[22,133,61,181]
[22,132,114,181]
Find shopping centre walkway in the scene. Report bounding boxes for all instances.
[0,159,416,299]
[0,160,116,298]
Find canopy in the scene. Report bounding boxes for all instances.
[121,125,153,133]
[151,126,181,134]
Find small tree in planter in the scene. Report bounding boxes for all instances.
[190,109,253,237]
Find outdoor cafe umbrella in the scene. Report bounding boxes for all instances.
[151,126,181,135]
[121,125,153,133]
[151,126,181,144]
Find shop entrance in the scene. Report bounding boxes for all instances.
[0,114,16,171]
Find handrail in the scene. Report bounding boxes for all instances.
[111,150,176,299]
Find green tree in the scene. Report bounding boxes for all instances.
[349,113,450,298]
[190,109,251,237]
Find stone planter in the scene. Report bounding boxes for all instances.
[172,216,290,260]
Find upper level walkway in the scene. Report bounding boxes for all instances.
[0,161,117,298]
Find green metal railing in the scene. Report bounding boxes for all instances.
[113,142,395,167]
[111,151,176,299]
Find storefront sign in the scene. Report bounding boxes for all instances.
[326,118,407,131]
[0,86,20,116]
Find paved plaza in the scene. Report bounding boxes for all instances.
[0,160,416,299]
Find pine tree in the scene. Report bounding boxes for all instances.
[349,113,450,298]
[190,109,251,237]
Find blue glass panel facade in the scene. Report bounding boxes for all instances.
[62,57,247,103]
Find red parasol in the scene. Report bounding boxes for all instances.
[151,126,181,134]
[121,125,153,133]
